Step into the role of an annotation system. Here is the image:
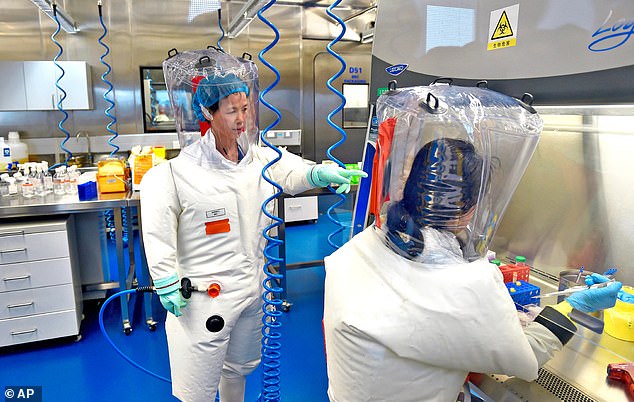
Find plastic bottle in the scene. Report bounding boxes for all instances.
[0,137,11,171]
[53,167,65,195]
[6,177,17,196]
[34,165,45,196]
[21,175,34,198]
[7,131,29,164]
[42,161,54,194]
[513,255,528,282]
[65,165,78,194]
[0,173,9,197]
[12,171,24,196]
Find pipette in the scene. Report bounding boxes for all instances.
[536,280,616,299]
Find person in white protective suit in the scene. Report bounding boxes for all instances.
[140,49,365,402]
[322,84,622,402]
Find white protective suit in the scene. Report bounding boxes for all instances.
[323,226,565,402]
[141,132,314,402]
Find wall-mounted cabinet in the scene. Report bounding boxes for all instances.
[0,62,27,110]
[0,61,93,111]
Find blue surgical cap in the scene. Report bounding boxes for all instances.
[191,73,250,122]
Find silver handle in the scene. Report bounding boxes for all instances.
[0,231,24,237]
[52,93,56,108]
[3,274,31,281]
[7,301,34,309]
[288,205,302,209]
[0,248,27,254]
[11,328,37,336]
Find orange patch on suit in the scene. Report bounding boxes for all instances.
[205,219,230,235]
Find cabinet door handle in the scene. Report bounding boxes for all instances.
[11,328,37,336]
[0,248,27,254]
[288,205,302,209]
[7,301,34,309]
[3,274,31,281]
[52,93,56,108]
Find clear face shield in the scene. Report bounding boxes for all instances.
[162,48,259,151]
[374,84,542,262]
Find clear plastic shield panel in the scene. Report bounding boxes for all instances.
[374,85,542,262]
[162,48,259,149]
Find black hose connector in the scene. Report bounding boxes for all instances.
[180,277,194,299]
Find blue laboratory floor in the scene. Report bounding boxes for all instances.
[0,209,352,402]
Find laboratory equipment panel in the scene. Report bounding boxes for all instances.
[0,217,82,347]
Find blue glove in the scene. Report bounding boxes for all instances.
[307,164,368,194]
[566,273,622,313]
[154,273,187,317]
[617,289,634,304]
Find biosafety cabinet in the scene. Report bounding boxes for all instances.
[370,1,634,401]
[0,217,82,347]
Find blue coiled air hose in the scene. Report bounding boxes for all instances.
[324,0,349,250]
[50,4,72,169]
[216,9,225,52]
[257,1,285,401]
[97,1,120,157]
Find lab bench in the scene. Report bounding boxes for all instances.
[0,191,155,339]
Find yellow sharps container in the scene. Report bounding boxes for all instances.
[604,286,634,342]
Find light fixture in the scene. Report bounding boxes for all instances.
[227,0,270,38]
[30,0,79,33]
[187,0,221,23]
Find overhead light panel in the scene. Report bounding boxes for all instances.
[227,0,270,38]
[30,0,79,33]
[188,0,221,23]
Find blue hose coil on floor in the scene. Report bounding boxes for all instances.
[325,0,349,250]
[98,3,120,157]
[257,1,285,400]
[50,4,72,169]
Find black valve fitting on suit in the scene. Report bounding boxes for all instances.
[206,315,225,332]
[180,278,194,299]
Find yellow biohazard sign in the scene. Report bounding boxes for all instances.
[488,4,519,51]
[491,11,513,40]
